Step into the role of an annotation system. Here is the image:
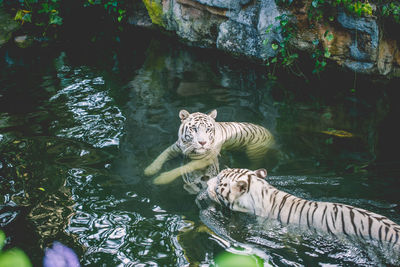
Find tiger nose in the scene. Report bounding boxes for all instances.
[199,141,206,146]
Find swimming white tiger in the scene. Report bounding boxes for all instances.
[207,168,400,249]
[144,110,274,189]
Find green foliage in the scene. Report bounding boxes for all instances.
[277,0,399,23]
[269,0,387,76]
[382,2,400,23]
[264,14,302,76]
[325,137,333,144]
[275,0,294,5]
[0,231,31,267]
[311,30,333,74]
[85,0,128,23]
[308,0,373,21]
[264,13,333,76]
[14,0,63,27]
[10,0,129,36]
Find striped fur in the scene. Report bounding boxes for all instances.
[144,110,273,189]
[207,168,400,248]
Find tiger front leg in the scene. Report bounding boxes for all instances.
[144,143,181,176]
[153,156,217,185]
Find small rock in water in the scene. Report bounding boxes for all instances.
[14,35,33,48]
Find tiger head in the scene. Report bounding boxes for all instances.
[177,109,217,157]
[207,168,268,212]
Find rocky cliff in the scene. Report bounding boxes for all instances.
[137,0,400,78]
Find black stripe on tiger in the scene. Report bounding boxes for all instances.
[207,168,400,250]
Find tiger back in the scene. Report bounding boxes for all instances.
[207,168,400,250]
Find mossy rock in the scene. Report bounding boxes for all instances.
[142,0,165,27]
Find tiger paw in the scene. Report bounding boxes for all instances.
[144,163,161,176]
[153,171,179,185]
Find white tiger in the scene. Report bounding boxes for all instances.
[144,110,274,188]
[207,168,400,249]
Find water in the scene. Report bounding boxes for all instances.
[1,28,399,266]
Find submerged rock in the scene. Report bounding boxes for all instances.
[14,35,34,48]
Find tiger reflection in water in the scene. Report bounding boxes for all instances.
[144,109,274,194]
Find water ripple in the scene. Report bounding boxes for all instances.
[50,70,125,148]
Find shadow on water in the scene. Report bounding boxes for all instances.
[0,26,400,266]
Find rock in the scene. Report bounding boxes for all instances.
[217,21,259,58]
[136,0,400,78]
[194,0,251,10]
[14,35,34,48]
[127,1,153,28]
[377,39,396,75]
[142,0,165,27]
[163,0,226,47]
[337,11,379,63]
[0,9,20,47]
[343,61,375,74]
[257,0,282,59]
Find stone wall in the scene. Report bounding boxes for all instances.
[135,0,400,78]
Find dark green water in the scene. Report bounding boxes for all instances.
[1,29,400,266]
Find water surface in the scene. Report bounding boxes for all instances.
[0,29,399,266]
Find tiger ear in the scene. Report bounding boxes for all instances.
[208,109,217,119]
[235,180,248,194]
[255,169,267,179]
[179,110,190,121]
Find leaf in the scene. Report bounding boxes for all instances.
[326,33,334,41]
[265,24,273,33]
[324,50,331,57]
[22,13,31,23]
[214,251,263,267]
[312,39,319,45]
[38,187,45,191]
[271,43,279,50]
[322,112,332,120]
[312,0,319,8]
[14,10,24,21]
[49,15,63,25]
[0,231,5,251]
[0,249,32,267]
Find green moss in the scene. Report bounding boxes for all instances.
[142,0,165,27]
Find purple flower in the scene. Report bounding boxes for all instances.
[43,242,80,267]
